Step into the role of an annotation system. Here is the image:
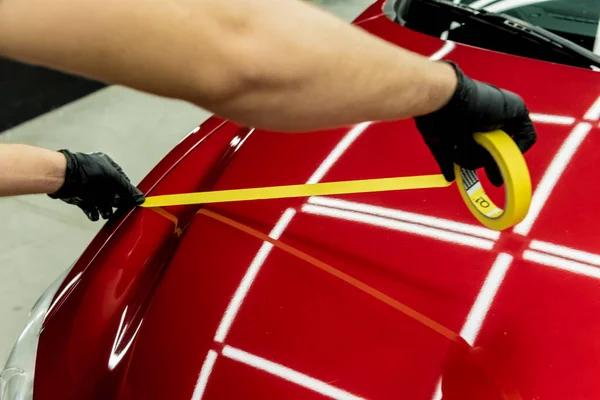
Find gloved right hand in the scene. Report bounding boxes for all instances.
[415,62,537,187]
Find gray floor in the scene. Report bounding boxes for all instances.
[0,0,374,365]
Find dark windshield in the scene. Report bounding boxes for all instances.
[458,0,600,52]
[393,0,600,70]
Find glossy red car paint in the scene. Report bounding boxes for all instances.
[34,2,600,399]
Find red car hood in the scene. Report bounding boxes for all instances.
[35,8,600,400]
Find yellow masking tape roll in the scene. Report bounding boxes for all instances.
[454,130,531,231]
[141,130,531,231]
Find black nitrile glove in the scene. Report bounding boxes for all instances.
[415,62,537,186]
[49,150,145,221]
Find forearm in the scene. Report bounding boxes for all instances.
[0,144,66,196]
[0,0,456,132]
[214,1,457,131]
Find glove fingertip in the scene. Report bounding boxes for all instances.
[99,207,114,220]
[442,168,455,183]
[87,210,100,222]
[426,145,455,183]
[133,187,145,201]
[127,187,146,207]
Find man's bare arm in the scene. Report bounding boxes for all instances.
[0,144,66,196]
[0,0,456,132]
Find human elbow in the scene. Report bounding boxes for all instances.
[193,27,297,107]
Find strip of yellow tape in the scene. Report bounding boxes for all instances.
[141,174,452,207]
[140,130,531,231]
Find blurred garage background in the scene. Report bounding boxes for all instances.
[0,0,373,363]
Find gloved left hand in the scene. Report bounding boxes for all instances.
[49,150,145,221]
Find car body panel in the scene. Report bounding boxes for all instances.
[34,2,600,399]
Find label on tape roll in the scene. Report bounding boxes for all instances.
[460,169,503,218]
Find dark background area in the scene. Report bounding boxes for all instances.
[0,58,106,132]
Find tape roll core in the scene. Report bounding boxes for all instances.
[454,130,532,231]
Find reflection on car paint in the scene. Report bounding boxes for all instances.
[308,195,500,239]
[45,272,83,320]
[221,345,364,400]
[514,122,592,234]
[108,306,143,371]
[307,122,370,184]
[212,208,297,344]
[302,200,496,249]
[529,113,575,125]
[584,96,600,120]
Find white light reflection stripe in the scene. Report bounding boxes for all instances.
[431,379,443,400]
[213,208,296,343]
[45,271,83,318]
[307,123,370,184]
[595,20,600,56]
[429,41,456,61]
[302,204,495,250]
[514,122,592,235]
[108,306,143,370]
[459,253,513,345]
[530,113,575,125]
[468,0,497,9]
[530,240,600,266]
[222,346,364,400]
[308,196,500,240]
[524,250,600,279]
[191,350,219,400]
[178,126,201,144]
[584,96,600,121]
[485,0,550,13]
